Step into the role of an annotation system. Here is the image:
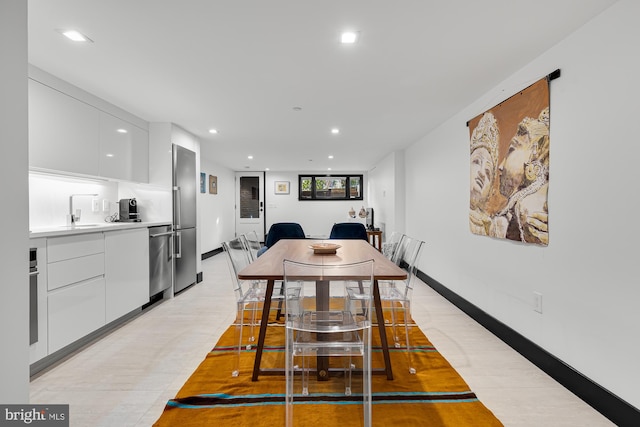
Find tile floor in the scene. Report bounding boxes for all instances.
[29,253,614,426]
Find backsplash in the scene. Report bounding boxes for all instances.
[118,181,172,223]
[29,172,171,229]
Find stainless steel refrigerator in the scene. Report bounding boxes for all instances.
[172,144,197,294]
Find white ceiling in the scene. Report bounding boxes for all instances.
[28,0,617,172]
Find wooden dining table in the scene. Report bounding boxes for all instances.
[237,238,407,382]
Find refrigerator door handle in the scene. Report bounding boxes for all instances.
[168,233,174,263]
[175,231,182,259]
[173,185,182,228]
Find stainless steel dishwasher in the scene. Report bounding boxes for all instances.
[149,225,173,297]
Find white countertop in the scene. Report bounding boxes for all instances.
[29,221,172,238]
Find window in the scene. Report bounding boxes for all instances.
[298,175,363,201]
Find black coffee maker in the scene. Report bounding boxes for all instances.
[119,198,141,222]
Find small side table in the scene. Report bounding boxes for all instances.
[366,230,383,252]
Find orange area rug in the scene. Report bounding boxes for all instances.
[153,310,503,427]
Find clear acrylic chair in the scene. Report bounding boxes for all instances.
[242,230,289,319]
[283,259,374,427]
[241,230,264,261]
[347,235,424,374]
[381,231,404,260]
[222,237,278,377]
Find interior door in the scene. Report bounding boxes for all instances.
[235,172,265,241]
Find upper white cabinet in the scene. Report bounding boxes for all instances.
[29,79,100,175]
[99,112,149,182]
[28,75,149,183]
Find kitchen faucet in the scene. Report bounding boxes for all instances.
[67,193,98,226]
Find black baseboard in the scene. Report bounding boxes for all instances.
[417,270,639,427]
[202,247,223,260]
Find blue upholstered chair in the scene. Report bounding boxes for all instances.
[329,222,368,240]
[257,222,306,256]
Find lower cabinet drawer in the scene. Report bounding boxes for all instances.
[47,277,106,354]
[48,253,104,291]
[47,233,104,263]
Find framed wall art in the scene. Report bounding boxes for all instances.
[209,175,217,195]
[200,172,206,193]
[274,181,290,195]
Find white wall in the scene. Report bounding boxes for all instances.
[368,151,405,240]
[199,157,236,252]
[0,0,29,402]
[264,172,368,238]
[405,0,639,409]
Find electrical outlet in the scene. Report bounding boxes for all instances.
[102,199,110,212]
[533,292,543,313]
[92,198,100,212]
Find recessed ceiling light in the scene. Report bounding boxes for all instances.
[327,168,332,171]
[116,128,128,134]
[331,128,340,134]
[106,153,114,158]
[247,155,253,160]
[328,155,334,159]
[265,168,270,171]
[209,129,218,134]
[341,31,358,44]
[58,29,93,43]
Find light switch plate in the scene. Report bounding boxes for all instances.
[533,291,543,313]
[102,199,110,212]
[92,199,100,212]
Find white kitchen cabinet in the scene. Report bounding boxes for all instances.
[46,233,105,353]
[105,228,149,323]
[99,112,149,183]
[28,79,100,175]
[47,277,106,354]
[31,226,155,370]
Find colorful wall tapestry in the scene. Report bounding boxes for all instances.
[468,77,550,245]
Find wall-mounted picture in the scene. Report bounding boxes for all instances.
[275,181,290,195]
[468,76,550,246]
[209,175,217,195]
[200,172,206,193]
